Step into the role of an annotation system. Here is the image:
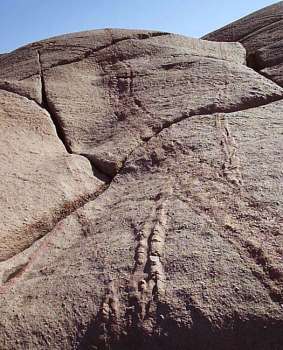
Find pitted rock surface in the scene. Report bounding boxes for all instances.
[0,14,282,350]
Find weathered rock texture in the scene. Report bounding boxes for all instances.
[203,1,283,87]
[0,5,282,350]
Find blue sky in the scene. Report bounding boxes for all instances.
[0,0,278,53]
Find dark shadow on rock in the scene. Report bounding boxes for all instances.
[77,302,283,350]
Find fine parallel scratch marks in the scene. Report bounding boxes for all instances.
[225,230,283,304]
[40,31,170,72]
[215,115,243,186]
[81,279,121,349]
[98,280,121,347]
[0,185,109,293]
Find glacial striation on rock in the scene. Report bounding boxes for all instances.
[0,4,282,350]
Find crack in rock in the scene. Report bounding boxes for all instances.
[37,50,72,154]
[118,93,283,179]
[40,31,170,72]
[37,49,111,181]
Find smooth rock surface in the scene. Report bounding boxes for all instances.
[0,21,282,350]
[203,1,283,87]
[0,89,104,262]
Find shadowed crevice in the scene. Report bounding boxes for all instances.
[77,305,283,350]
[37,49,112,181]
[37,50,72,154]
[246,52,283,89]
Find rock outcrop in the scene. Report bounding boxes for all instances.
[0,5,282,350]
[203,1,283,87]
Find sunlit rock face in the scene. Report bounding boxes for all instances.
[203,1,283,87]
[0,4,282,349]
